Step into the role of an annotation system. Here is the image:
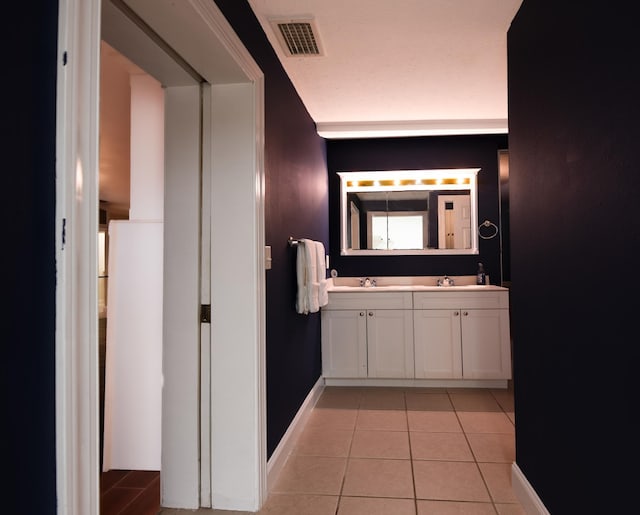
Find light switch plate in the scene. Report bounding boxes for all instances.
[265,245,272,270]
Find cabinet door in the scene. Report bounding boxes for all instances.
[461,309,511,379]
[321,310,367,378]
[413,309,463,379]
[367,309,414,378]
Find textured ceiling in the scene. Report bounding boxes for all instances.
[248,0,523,138]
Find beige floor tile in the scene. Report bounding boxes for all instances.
[338,496,416,515]
[407,411,462,433]
[410,432,474,461]
[356,409,408,431]
[316,387,363,409]
[495,503,528,515]
[293,427,353,457]
[456,412,515,434]
[271,455,347,495]
[467,433,515,463]
[417,500,497,514]
[490,389,515,412]
[306,407,358,431]
[350,430,410,459]
[506,412,515,424]
[448,391,502,412]
[479,463,520,503]
[342,458,414,498]
[406,392,454,411]
[360,387,407,410]
[257,493,339,515]
[413,461,491,502]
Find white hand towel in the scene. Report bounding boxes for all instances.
[303,239,320,313]
[314,240,329,307]
[295,241,309,314]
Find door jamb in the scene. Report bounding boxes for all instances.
[55,0,266,512]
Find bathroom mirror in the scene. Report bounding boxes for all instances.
[338,169,480,255]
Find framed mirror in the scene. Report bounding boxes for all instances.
[338,169,480,256]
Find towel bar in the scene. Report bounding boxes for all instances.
[288,237,301,247]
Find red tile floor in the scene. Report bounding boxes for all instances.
[100,469,160,515]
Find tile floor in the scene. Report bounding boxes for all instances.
[160,384,525,515]
[101,469,161,515]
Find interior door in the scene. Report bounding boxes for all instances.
[437,195,471,249]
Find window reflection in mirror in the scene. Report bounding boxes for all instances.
[338,169,480,256]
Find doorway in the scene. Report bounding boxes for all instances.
[98,41,164,481]
[56,0,267,512]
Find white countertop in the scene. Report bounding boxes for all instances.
[327,276,508,292]
[328,284,507,292]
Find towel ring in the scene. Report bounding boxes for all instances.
[478,220,499,240]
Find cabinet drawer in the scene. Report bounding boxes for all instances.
[325,291,413,310]
[413,290,509,310]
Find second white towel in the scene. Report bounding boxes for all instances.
[315,240,328,307]
[295,238,328,314]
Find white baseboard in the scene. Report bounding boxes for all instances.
[266,377,325,492]
[512,463,551,515]
[324,377,508,389]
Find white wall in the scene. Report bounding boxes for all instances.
[129,74,164,220]
[102,73,164,471]
[103,221,163,470]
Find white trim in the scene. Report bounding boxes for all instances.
[57,0,267,513]
[317,119,508,139]
[512,463,551,515]
[209,81,266,511]
[189,0,263,81]
[324,378,509,389]
[199,82,213,508]
[56,0,102,513]
[267,377,325,492]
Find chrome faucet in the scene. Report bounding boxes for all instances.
[360,277,377,287]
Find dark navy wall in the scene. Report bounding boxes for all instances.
[214,1,328,457]
[508,1,637,512]
[4,2,58,514]
[327,135,508,283]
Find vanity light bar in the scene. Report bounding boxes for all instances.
[346,177,470,188]
[339,169,478,191]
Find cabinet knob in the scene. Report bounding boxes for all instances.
[359,312,365,316]
[463,311,469,316]
[454,311,459,316]
[368,311,374,317]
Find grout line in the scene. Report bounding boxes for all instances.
[404,391,420,515]
[286,386,519,514]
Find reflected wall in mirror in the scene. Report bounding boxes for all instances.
[338,169,480,256]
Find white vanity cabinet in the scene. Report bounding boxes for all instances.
[321,292,413,378]
[413,290,511,380]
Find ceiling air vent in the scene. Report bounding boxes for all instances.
[271,18,324,56]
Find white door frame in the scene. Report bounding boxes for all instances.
[56,0,266,513]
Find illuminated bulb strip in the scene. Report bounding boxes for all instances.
[338,169,478,191]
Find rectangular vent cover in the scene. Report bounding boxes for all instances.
[272,19,324,56]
